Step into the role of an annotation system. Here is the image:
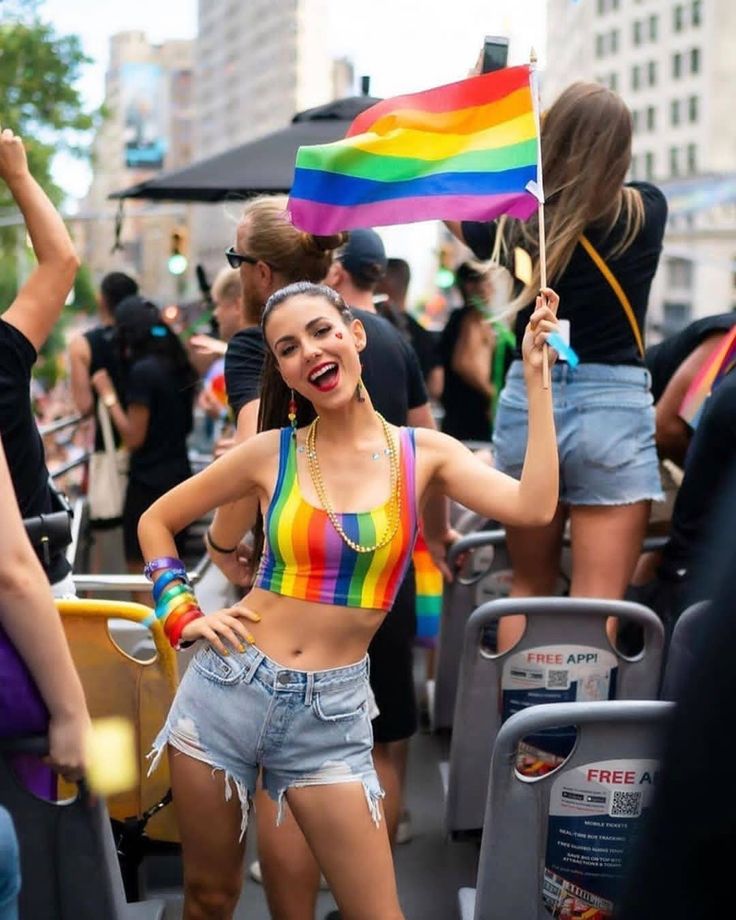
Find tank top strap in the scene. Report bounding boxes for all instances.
[399,427,418,532]
[270,427,296,510]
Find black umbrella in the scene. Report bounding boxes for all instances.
[109,95,381,203]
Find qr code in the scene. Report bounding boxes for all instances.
[610,790,642,818]
[546,670,569,690]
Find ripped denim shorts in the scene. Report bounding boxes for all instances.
[148,642,382,839]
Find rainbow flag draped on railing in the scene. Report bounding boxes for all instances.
[288,65,542,234]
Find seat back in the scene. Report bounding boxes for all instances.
[56,599,179,842]
[660,600,710,700]
[446,597,664,833]
[473,700,673,919]
[433,530,508,730]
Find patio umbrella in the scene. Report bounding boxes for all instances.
[109,95,380,203]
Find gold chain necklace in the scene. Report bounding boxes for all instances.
[305,413,402,554]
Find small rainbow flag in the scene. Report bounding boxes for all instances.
[288,65,542,234]
[678,325,736,428]
[413,530,444,648]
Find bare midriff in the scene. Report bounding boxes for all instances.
[233,586,386,671]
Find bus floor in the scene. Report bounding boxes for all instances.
[146,727,479,919]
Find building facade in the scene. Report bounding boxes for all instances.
[544,0,736,336]
[192,0,351,276]
[79,31,196,302]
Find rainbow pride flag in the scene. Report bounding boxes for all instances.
[413,530,444,649]
[288,65,542,234]
[678,325,736,428]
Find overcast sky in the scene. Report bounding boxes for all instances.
[41,0,547,199]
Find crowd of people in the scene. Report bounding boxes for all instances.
[1,69,736,920]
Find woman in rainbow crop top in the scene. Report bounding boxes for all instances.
[140,281,560,920]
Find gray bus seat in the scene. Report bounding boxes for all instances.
[0,736,165,920]
[459,699,674,919]
[433,530,508,731]
[660,600,710,700]
[446,597,664,834]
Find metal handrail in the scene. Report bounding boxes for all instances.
[72,550,212,593]
[50,451,91,481]
[38,413,85,438]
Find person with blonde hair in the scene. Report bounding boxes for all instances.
[451,81,667,646]
[140,281,560,919]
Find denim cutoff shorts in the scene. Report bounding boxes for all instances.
[148,642,381,839]
[492,361,664,506]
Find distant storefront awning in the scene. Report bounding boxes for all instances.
[660,174,736,216]
[109,95,380,203]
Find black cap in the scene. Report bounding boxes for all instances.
[337,229,387,284]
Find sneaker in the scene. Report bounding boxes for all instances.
[249,859,329,890]
[395,809,413,845]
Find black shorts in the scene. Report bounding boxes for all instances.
[123,478,189,563]
[368,569,418,744]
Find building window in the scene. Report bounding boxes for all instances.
[597,0,606,14]
[670,146,680,176]
[611,0,619,8]
[671,99,681,126]
[649,14,659,40]
[673,53,683,79]
[691,47,701,73]
[692,0,702,26]
[646,106,656,130]
[632,109,640,133]
[687,143,697,174]
[631,154,639,179]
[608,72,618,92]
[674,5,684,31]
[633,20,642,45]
[645,151,655,180]
[610,29,619,54]
[663,302,692,335]
[595,34,605,57]
[632,65,641,90]
[648,60,658,86]
[667,258,694,289]
[688,95,699,122]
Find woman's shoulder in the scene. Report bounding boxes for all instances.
[627,180,668,219]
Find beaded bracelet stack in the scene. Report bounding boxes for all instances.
[144,556,204,649]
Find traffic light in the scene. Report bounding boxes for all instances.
[168,227,188,276]
[435,243,455,289]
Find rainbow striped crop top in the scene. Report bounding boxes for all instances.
[253,426,418,611]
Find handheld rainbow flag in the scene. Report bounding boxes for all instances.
[678,324,736,428]
[288,65,543,234]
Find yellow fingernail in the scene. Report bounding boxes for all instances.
[254,614,262,621]
[247,633,255,644]
[222,648,229,656]
[239,644,246,653]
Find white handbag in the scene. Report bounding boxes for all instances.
[87,400,129,522]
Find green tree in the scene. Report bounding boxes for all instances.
[0,0,100,386]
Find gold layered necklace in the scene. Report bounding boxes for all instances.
[305,412,402,554]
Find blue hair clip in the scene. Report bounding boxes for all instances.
[151,325,168,337]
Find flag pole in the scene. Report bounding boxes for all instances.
[530,47,549,389]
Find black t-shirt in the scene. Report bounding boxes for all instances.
[376,302,441,383]
[224,308,428,425]
[0,319,70,582]
[224,325,267,420]
[439,305,492,442]
[125,355,193,490]
[645,313,736,403]
[85,324,125,451]
[660,369,736,578]
[462,182,668,365]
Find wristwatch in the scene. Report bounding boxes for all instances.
[102,393,118,409]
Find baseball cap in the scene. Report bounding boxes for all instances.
[337,229,387,284]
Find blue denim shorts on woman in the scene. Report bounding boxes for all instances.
[493,361,664,506]
[148,643,382,839]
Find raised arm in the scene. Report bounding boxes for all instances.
[421,290,559,527]
[0,437,89,780]
[0,128,79,352]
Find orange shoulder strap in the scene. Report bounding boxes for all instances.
[579,233,645,358]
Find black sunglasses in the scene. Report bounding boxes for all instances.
[225,246,260,269]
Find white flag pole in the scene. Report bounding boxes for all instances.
[529,47,549,388]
